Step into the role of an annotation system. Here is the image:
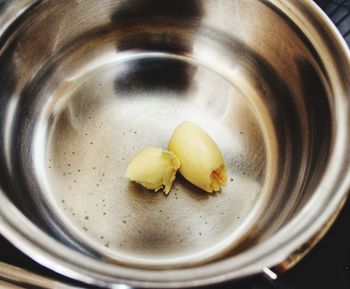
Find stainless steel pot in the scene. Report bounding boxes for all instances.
[0,0,349,288]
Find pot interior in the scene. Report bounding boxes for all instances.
[0,0,334,280]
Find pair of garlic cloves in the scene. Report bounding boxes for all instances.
[125,122,227,194]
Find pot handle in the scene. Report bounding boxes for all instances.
[262,267,278,280]
[0,262,135,289]
[262,267,301,289]
[0,261,78,289]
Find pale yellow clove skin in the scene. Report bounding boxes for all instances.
[168,122,227,193]
[125,146,181,194]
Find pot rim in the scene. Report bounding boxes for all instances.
[0,0,349,288]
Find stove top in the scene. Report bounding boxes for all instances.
[0,1,349,288]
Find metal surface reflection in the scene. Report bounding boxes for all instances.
[0,0,349,288]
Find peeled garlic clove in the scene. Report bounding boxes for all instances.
[125,146,181,194]
[168,122,227,193]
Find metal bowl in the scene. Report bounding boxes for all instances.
[0,0,349,287]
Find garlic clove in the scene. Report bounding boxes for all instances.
[125,146,181,194]
[168,122,227,193]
